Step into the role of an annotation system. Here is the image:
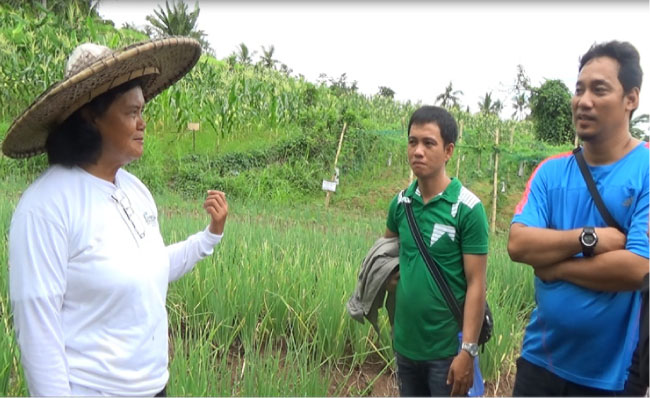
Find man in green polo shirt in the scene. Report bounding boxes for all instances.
[385,105,489,396]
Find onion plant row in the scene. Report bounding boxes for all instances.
[0,184,534,395]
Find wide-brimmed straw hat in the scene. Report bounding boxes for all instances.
[2,36,201,159]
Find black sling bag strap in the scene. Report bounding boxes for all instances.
[574,147,648,392]
[572,147,622,231]
[403,199,464,326]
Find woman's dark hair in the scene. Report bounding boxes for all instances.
[46,78,143,166]
[407,105,458,146]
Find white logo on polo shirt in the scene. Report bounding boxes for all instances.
[431,224,456,246]
[451,187,480,217]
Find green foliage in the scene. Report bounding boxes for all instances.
[0,177,536,393]
[378,86,395,99]
[259,44,278,69]
[234,42,256,65]
[511,64,532,121]
[530,79,575,145]
[145,0,210,52]
[630,113,649,141]
[319,73,359,97]
[478,92,503,115]
[0,8,583,395]
[436,81,463,109]
[2,0,99,18]
[0,3,147,121]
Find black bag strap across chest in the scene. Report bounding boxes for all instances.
[572,147,622,231]
[403,197,464,328]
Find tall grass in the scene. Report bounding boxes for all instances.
[0,5,548,395]
[0,179,28,396]
[0,176,534,395]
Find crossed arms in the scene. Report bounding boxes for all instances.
[507,223,647,291]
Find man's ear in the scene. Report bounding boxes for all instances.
[445,142,455,162]
[624,87,640,114]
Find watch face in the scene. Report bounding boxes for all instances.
[582,233,596,246]
[462,343,479,357]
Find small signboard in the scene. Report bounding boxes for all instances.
[187,122,200,131]
[322,180,337,192]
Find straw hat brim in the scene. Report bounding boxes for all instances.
[2,37,201,159]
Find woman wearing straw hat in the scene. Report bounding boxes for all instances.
[3,38,227,396]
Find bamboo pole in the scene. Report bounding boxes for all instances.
[405,116,414,185]
[455,121,464,179]
[491,128,500,233]
[325,122,348,207]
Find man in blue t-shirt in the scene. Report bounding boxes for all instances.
[508,41,649,396]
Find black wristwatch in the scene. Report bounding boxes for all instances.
[579,227,598,257]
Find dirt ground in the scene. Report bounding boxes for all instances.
[209,339,515,396]
[328,359,516,397]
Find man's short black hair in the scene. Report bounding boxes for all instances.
[407,105,458,146]
[579,41,643,96]
[46,78,143,167]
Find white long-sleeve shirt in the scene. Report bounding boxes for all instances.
[8,165,222,396]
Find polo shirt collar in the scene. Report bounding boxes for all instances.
[403,178,462,205]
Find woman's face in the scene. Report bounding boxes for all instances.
[93,86,146,168]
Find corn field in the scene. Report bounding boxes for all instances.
[0,4,568,396]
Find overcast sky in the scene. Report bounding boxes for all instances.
[98,1,650,120]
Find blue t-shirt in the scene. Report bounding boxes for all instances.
[512,142,649,391]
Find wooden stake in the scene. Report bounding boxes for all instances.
[187,122,200,151]
[491,128,500,233]
[325,122,348,207]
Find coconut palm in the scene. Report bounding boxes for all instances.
[436,81,463,109]
[511,93,528,120]
[235,43,256,65]
[478,92,502,115]
[146,1,210,52]
[259,45,278,69]
[511,64,531,120]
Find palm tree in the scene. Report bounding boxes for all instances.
[478,92,503,115]
[511,93,528,120]
[436,81,463,109]
[510,64,532,120]
[145,1,210,52]
[478,92,493,114]
[630,113,649,141]
[493,99,504,115]
[259,45,278,69]
[235,43,256,65]
[225,54,237,71]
